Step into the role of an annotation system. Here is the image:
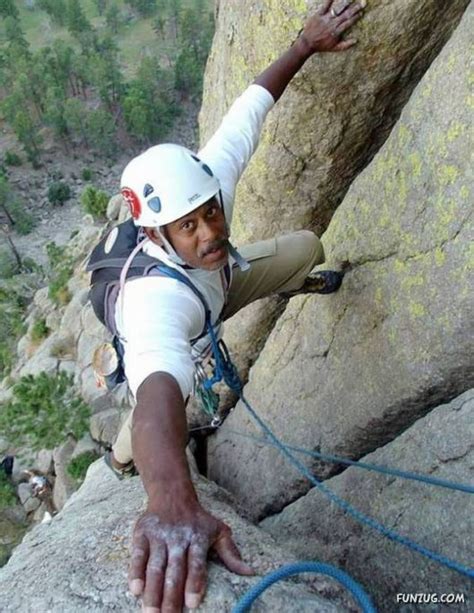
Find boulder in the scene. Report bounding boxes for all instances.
[70,433,99,461]
[207,7,474,518]
[35,449,54,474]
[0,506,27,568]
[106,193,126,221]
[52,436,77,511]
[261,390,474,610]
[58,359,76,376]
[59,291,89,344]
[17,483,41,514]
[16,333,59,377]
[0,459,354,612]
[89,407,123,447]
[33,287,52,312]
[44,309,62,332]
[67,221,102,263]
[0,437,9,455]
[32,502,48,524]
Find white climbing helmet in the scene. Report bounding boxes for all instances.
[120,144,221,228]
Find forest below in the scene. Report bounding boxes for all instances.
[0,0,214,383]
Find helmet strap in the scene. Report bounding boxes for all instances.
[156,228,186,266]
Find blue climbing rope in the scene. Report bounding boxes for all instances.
[206,332,474,580]
[232,562,376,613]
[238,393,474,579]
[224,428,474,494]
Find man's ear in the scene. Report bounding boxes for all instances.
[144,227,163,245]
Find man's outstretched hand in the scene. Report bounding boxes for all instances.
[128,504,254,612]
[254,0,366,101]
[299,0,366,54]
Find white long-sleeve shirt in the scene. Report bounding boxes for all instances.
[116,85,275,399]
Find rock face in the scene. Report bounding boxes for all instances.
[52,436,78,511]
[0,459,353,612]
[261,390,474,611]
[207,6,474,518]
[201,0,470,384]
[201,0,470,243]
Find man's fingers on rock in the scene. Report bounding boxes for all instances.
[335,4,363,26]
[142,543,167,608]
[337,12,363,35]
[334,39,357,51]
[335,0,355,16]
[185,543,208,609]
[318,0,334,15]
[129,534,149,595]
[335,1,364,24]
[213,533,254,576]
[161,549,187,612]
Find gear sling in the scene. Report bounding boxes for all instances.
[86,219,233,419]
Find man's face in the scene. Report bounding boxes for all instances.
[164,198,229,270]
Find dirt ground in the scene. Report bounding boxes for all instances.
[2,101,200,266]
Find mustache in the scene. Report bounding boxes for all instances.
[199,238,229,258]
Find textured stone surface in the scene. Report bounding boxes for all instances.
[0,460,351,612]
[223,296,287,404]
[17,483,41,514]
[0,506,27,567]
[106,193,126,221]
[200,0,470,384]
[70,433,99,460]
[89,407,124,448]
[208,7,474,518]
[201,0,469,242]
[262,390,474,610]
[52,437,77,511]
[34,449,54,474]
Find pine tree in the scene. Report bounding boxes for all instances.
[0,224,23,272]
[0,0,19,19]
[123,58,177,143]
[64,98,89,146]
[174,4,214,98]
[4,16,31,60]
[85,108,116,156]
[105,4,121,34]
[87,36,124,109]
[66,0,92,37]
[44,88,68,140]
[37,0,66,26]
[0,176,15,227]
[94,0,107,16]
[12,111,42,167]
[126,0,157,17]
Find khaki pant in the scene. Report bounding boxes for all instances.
[113,230,324,463]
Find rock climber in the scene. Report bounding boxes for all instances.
[100,1,366,610]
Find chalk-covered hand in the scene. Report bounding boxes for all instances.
[129,504,254,612]
[300,0,366,54]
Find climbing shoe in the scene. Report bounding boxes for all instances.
[282,270,344,298]
[104,450,138,480]
[302,270,344,294]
